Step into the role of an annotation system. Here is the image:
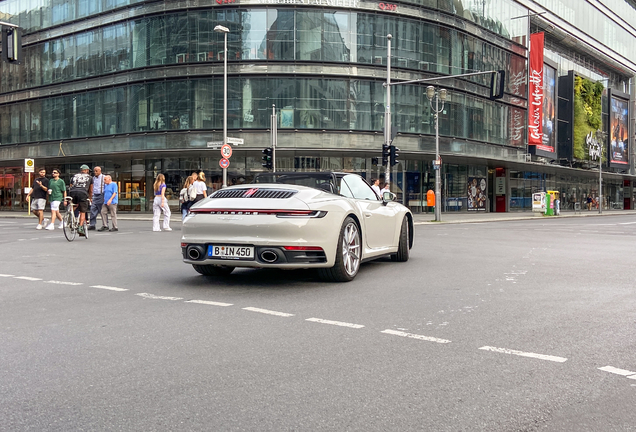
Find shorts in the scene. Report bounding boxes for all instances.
[69,190,89,213]
[50,200,62,211]
[31,198,46,210]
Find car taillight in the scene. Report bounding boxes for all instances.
[282,246,324,251]
[188,209,327,218]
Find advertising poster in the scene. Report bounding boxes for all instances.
[610,96,629,166]
[541,65,556,153]
[467,177,487,211]
[528,32,544,147]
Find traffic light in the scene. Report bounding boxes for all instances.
[489,70,505,100]
[382,144,390,166]
[262,147,273,170]
[2,27,22,64]
[390,145,400,166]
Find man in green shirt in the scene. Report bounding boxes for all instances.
[47,169,67,230]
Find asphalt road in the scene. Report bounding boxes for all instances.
[1,216,635,431]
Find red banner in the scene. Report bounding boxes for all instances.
[528,32,544,146]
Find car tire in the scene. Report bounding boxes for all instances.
[391,217,410,262]
[318,216,361,282]
[192,264,235,276]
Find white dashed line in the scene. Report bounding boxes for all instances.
[186,300,233,307]
[306,317,364,329]
[90,285,129,292]
[0,274,15,277]
[598,366,636,377]
[381,329,451,344]
[479,346,567,363]
[44,280,83,286]
[13,276,43,281]
[243,307,294,317]
[136,292,183,300]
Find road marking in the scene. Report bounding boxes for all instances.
[44,280,83,286]
[90,285,129,292]
[243,307,294,317]
[598,366,636,377]
[186,300,233,307]
[478,346,567,363]
[619,221,636,225]
[381,329,451,344]
[0,274,15,277]
[13,276,43,281]
[306,317,364,329]
[136,292,183,300]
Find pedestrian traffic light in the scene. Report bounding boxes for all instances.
[390,145,400,166]
[262,147,273,170]
[2,27,22,64]
[382,144,390,166]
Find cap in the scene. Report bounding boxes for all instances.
[80,164,90,170]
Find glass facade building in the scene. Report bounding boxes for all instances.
[0,0,635,213]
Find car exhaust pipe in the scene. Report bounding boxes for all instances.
[187,246,205,261]
[260,250,278,263]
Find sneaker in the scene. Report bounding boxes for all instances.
[58,225,64,229]
[43,218,49,227]
[109,228,118,232]
[78,226,85,236]
[36,224,43,230]
[87,226,96,231]
[46,223,55,230]
[153,228,161,232]
[97,226,109,232]
[164,227,172,231]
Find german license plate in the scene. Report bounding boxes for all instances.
[207,245,254,260]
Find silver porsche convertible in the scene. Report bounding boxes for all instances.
[181,172,413,282]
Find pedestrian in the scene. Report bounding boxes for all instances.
[192,171,207,203]
[152,173,172,232]
[381,182,390,195]
[179,176,196,220]
[99,175,119,232]
[25,168,49,229]
[370,178,381,198]
[47,169,66,230]
[69,164,93,236]
[586,194,593,211]
[88,166,105,231]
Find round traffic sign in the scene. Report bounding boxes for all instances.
[219,158,230,169]
[26,160,34,167]
[221,144,233,159]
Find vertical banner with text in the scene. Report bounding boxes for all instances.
[528,32,544,147]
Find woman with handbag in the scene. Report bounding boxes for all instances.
[152,173,172,232]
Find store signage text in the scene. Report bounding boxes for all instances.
[256,0,360,6]
[528,32,544,146]
[586,132,601,161]
[378,3,398,11]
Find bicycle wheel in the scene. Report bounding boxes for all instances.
[63,212,76,242]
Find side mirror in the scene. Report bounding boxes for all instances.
[382,191,395,204]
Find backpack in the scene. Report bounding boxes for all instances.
[188,184,197,201]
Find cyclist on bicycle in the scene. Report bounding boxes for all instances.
[69,164,93,235]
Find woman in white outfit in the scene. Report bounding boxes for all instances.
[152,173,172,232]
[192,171,208,203]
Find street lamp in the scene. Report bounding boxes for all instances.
[214,24,230,188]
[426,86,447,222]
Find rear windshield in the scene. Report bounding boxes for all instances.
[254,173,336,193]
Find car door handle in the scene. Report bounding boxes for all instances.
[364,212,372,218]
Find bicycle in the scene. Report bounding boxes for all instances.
[63,196,90,241]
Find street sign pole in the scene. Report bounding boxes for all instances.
[272,104,277,173]
[25,158,34,216]
[384,35,392,187]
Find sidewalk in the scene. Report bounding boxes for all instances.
[2,209,636,225]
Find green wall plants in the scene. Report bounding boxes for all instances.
[572,75,604,160]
